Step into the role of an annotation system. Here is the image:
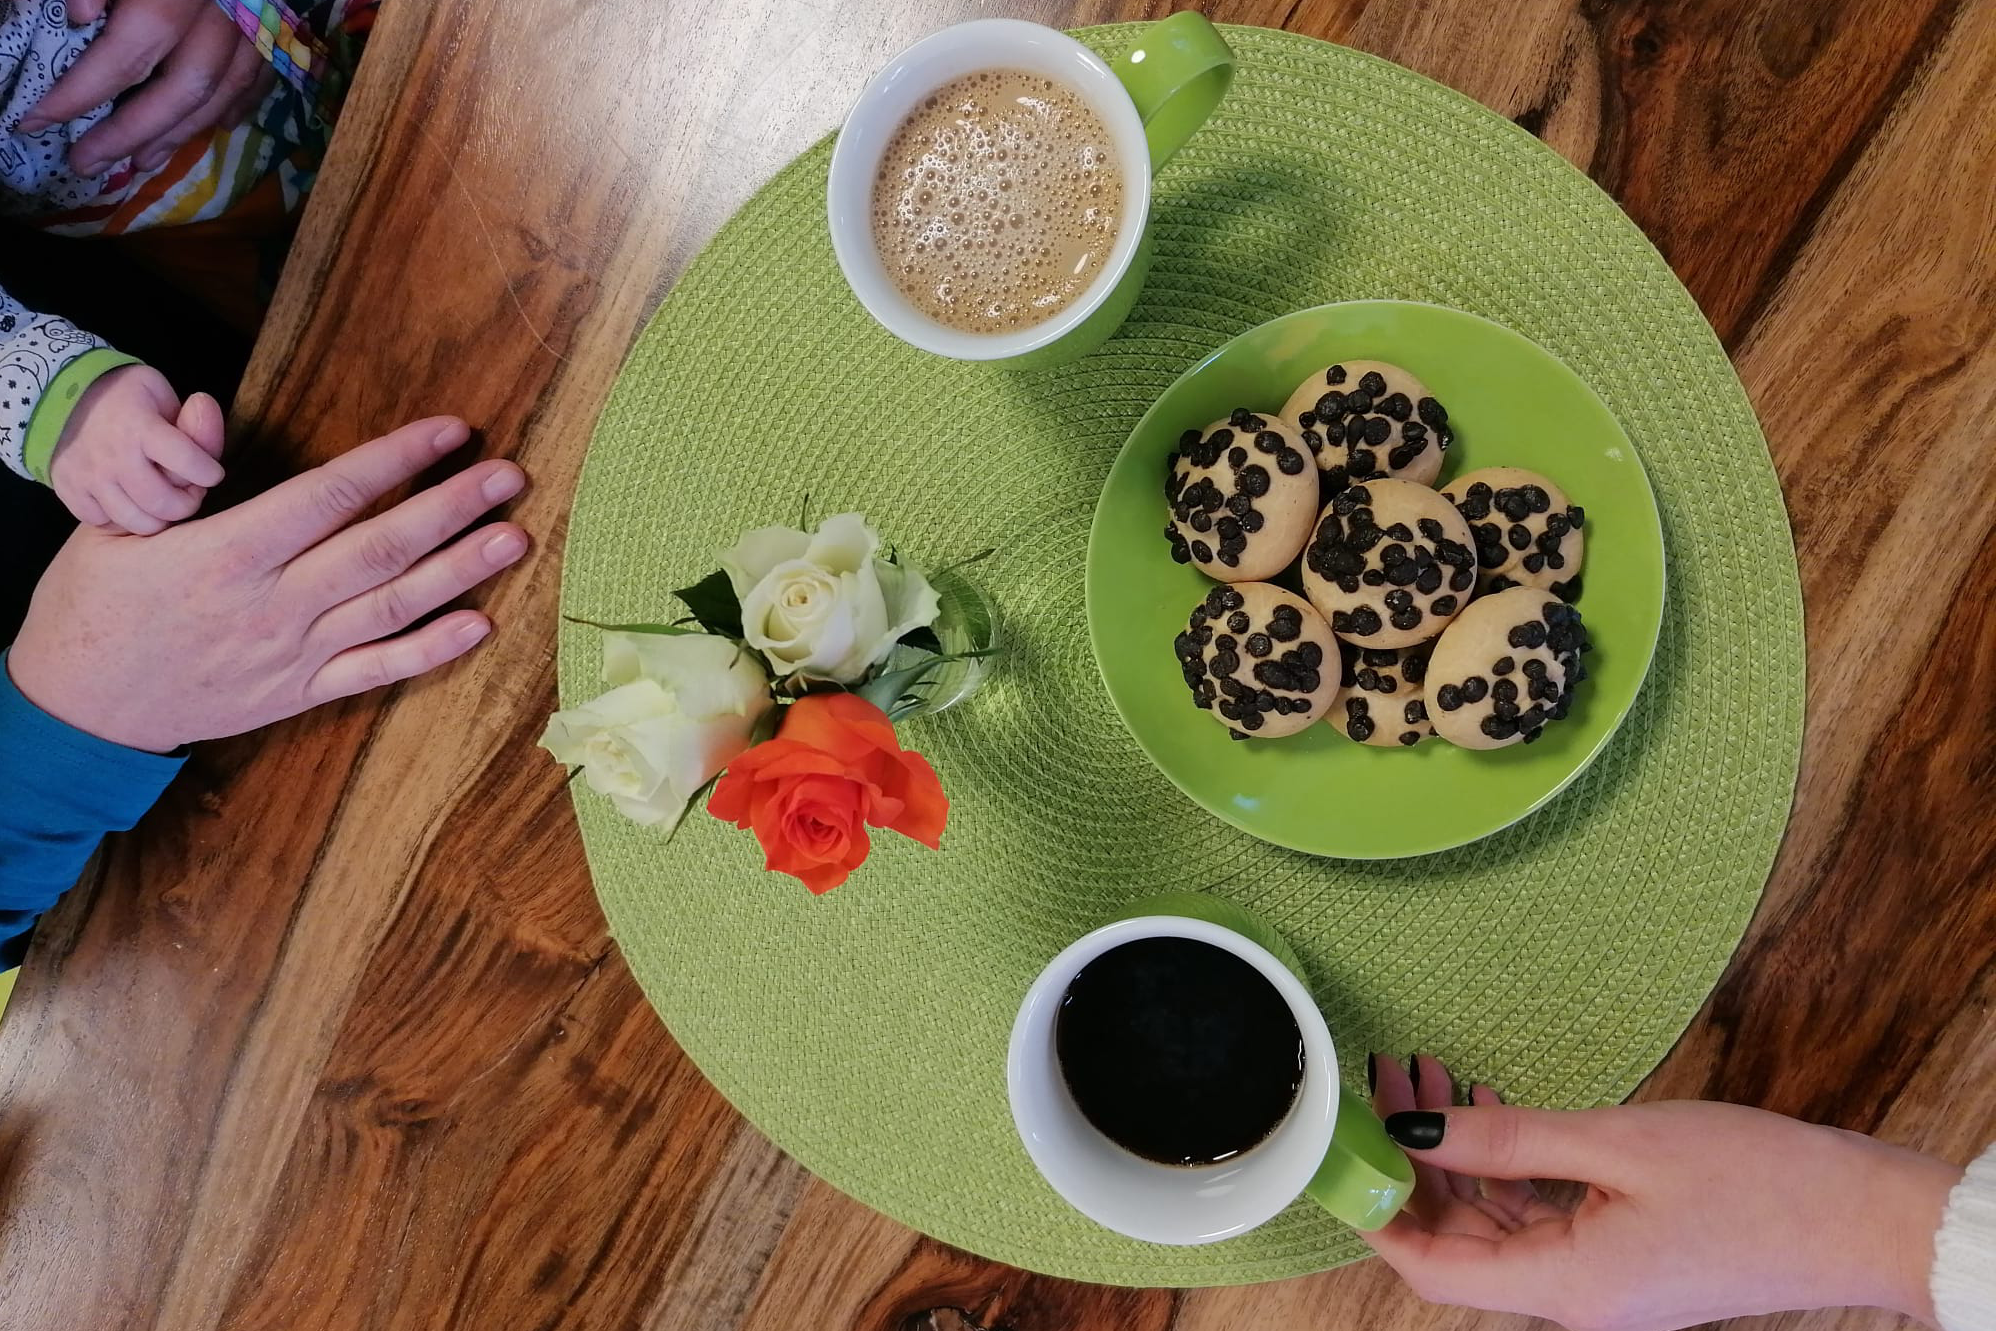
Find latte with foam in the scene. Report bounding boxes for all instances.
[870,69,1123,334]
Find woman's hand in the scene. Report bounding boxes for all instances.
[19,0,274,177]
[1364,1054,1961,1331]
[8,417,528,754]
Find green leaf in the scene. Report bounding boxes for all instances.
[899,625,945,655]
[674,569,745,639]
[563,615,699,637]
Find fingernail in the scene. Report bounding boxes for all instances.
[1384,1111,1446,1150]
[138,149,170,172]
[481,466,524,502]
[16,116,49,135]
[456,617,492,646]
[1408,1054,1421,1094]
[1365,1053,1377,1095]
[482,529,526,562]
[431,420,470,453]
[74,158,103,177]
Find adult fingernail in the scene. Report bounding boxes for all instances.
[1365,1053,1377,1095]
[16,115,49,135]
[431,419,470,453]
[482,529,526,562]
[481,466,524,502]
[456,617,492,646]
[1408,1054,1421,1094]
[1385,1111,1446,1150]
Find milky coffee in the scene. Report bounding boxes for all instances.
[870,70,1124,333]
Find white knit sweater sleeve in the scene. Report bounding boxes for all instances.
[1934,1145,1996,1331]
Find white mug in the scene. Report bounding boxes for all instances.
[1007,896,1413,1245]
[825,15,1233,366]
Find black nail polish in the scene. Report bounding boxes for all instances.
[1366,1053,1377,1094]
[1408,1053,1421,1094]
[1385,1111,1446,1150]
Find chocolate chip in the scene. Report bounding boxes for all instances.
[1403,653,1428,684]
[1389,609,1422,632]
[1496,489,1532,523]
[1436,683,1463,711]
[1363,417,1392,445]
[1384,589,1413,612]
[1256,690,1278,712]
[1328,365,1348,385]
[1226,611,1250,634]
[1493,700,1520,721]
[1219,588,1244,611]
[1402,421,1428,445]
[1450,567,1475,592]
[1480,713,1518,741]
[1405,700,1428,725]
[1190,511,1212,533]
[1192,541,1212,561]
[1240,709,1263,732]
[1345,607,1382,637]
[1228,446,1247,468]
[1255,430,1284,452]
[1523,553,1546,573]
[1508,621,1547,650]
[1568,505,1584,528]
[1508,524,1531,550]
[1431,594,1458,617]
[1460,676,1488,703]
[1338,576,1363,594]
[1380,392,1411,421]
[1347,713,1375,742]
[1315,391,1347,419]
[1417,396,1447,427]
[1245,633,1272,657]
[1492,678,1519,704]
[1242,510,1265,533]
[1278,449,1307,475]
[1344,390,1375,415]
[1492,655,1516,676]
[1361,569,1386,586]
[1415,565,1443,594]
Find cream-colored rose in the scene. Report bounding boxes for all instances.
[539,631,772,827]
[720,512,941,683]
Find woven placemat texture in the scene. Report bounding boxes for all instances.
[557,25,1803,1286]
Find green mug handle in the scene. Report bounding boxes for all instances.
[1111,891,1417,1232]
[1110,12,1235,174]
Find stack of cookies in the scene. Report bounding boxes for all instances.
[1165,361,1591,750]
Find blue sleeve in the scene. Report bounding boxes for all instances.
[0,651,183,965]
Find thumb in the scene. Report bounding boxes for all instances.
[176,392,226,459]
[1386,1104,1624,1185]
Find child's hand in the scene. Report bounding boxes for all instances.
[49,365,226,535]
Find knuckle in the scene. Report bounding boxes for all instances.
[1482,1107,1524,1177]
[356,526,412,580]
[313,471,372,525]
[371,583,414,637]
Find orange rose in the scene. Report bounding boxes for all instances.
[708,692,948,894]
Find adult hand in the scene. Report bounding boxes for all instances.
[9,417,528,754]
[19,0,274,177]
[1363,1054,1961,1331]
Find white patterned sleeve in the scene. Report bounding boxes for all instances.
[0,282,109,481]
[1935,1145,1996,1331]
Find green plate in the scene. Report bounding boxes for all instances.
[1087,300,1665,858]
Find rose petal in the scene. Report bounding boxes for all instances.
[869,558,943,671]
[719,525,811,600]
[801,513,881,575]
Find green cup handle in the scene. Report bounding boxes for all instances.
[1111,12,1235,173]
[1305,1091,1419,1231]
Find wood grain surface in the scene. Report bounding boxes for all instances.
[2,1,1993,1328]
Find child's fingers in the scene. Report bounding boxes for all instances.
[95,480,166,536]
[174,391,226,458]
[58,482,110,530]
[144,423,226,489]
[117,453,201,525]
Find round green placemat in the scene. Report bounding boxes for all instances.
[557,25,1802,1286]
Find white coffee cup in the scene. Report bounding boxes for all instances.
[825,15,1233,365]
[1007,898,1413,1245]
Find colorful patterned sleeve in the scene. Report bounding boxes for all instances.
[0,284,139,485]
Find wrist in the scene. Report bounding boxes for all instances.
[26,352,144,485]
[1836,1130,1960,1324]
[5,642,180,756]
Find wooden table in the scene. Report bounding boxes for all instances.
[3,2,1992,1327]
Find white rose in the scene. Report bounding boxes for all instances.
[720,512,941,684]
[539,631,773,827]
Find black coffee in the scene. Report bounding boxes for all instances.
[1055,936,1304,1167]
